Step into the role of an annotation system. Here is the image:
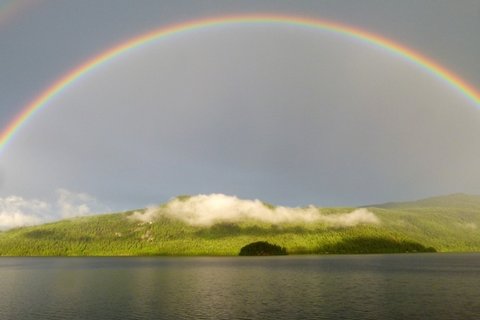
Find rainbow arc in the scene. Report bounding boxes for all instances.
[1,14,479,155]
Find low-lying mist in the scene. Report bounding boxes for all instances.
[129,194,380,227]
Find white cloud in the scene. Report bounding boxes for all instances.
[130,194,380,227]
[320,208,380,227]
[0,196,50,229]
[0,192,379,231]
[0,189,109,230]
[56,188,103,218]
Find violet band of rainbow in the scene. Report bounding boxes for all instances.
[1,14,479,156]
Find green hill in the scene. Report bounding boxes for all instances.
[370,193,480,210]
[0,194,479,256]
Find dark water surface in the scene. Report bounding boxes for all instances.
[0,254,479,319]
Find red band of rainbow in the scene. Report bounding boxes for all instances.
[1,14,479,155]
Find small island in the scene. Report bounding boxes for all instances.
[239,241,288,256]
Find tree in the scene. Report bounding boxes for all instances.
[239,241,287,256]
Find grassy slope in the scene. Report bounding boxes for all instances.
[0,194,479,256]
[367,194,480,252]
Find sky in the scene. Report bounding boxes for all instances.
[0,0,480,228]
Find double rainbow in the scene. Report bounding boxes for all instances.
[1,14,479,155]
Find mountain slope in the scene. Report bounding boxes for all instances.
[0,194,479,256]
[370,193,480,210]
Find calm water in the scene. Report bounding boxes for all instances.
[0,254,479,319]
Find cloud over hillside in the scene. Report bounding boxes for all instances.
[130,194,380,227]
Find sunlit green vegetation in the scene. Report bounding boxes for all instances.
[0,194,479,256]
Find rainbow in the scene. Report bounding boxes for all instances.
[1,14,479,155]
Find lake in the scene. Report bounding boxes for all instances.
[0,254,479,319]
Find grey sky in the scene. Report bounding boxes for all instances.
[1,0,480,224]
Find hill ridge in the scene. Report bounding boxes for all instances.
[367,193,480,209]
[1,193,479,256]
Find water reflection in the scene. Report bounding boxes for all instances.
[0,255,479,319]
